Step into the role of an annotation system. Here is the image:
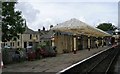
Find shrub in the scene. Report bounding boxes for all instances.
[2,48,10,64]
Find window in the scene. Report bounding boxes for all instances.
[36,35,38,39]
[24,42,27,48]
[3,43,5,46]
[118,32,120,34]
[13,42,14,46]
[30,34,32,39]
[18,35,20,39]
[29,42,33,46]
[10,42,12,46]
[13,37,17,41]
[18,42,19,46]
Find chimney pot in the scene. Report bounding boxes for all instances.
[38,29,41,32]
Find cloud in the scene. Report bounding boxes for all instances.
[18,0,119,2]
[15,2,40,23]
[35,18,59,30]
[15,1,118,31]
[118,2,120,28]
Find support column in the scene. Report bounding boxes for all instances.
[66,35,67,50]
[73,34,77,54]
[88,36,90,51]
[51,37,55,47]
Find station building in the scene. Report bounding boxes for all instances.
[50,18,111,54]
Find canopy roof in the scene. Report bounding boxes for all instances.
[51,18,111,37]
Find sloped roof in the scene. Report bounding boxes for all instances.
[40,30,53,39]
[24,27,36,34]
[106,30,113,35]
[24,27,46,35]
[40,30,73,39]
[51,18,111,37]
[52,18,87,29]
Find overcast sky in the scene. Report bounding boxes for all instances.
[15,0,119,31]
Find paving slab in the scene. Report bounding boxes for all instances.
[2,46,111,72]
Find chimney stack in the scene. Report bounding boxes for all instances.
[43,27,45,31]
[50,25,53,29]
[38,29,41,32]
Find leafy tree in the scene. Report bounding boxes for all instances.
[96,23,117,31]
[2,2,25,42]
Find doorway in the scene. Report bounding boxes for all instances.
[24,42,27,48]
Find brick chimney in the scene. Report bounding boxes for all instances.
[38,29,41,32]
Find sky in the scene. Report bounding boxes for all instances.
[15,0,119,31]
[119,2,120,28]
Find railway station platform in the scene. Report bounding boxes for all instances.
[2,46,112,73]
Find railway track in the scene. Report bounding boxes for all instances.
[58,44,120,74]
[87,46,119,74]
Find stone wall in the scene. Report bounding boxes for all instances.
[2,48,26,64]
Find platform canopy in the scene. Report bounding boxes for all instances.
[51,18,111,37]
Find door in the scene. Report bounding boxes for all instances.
[24,42,27,48]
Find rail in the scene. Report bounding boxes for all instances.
[57,44,119,74]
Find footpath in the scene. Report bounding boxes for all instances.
[2,46,111,72]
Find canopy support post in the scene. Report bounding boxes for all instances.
[73,34,77,54]
[88,36,90,51]
[52,37,55,47]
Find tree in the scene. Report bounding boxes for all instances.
[96,23,117,31]
[2,2,25,42]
